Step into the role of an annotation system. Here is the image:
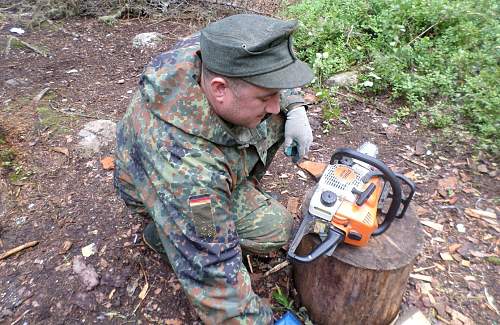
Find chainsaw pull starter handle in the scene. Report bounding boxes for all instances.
[331,148,403,236]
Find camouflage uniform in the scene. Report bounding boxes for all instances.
[114,34,305,324]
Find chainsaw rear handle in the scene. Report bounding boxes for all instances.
[287,213,345,263]
[330,148,402,236]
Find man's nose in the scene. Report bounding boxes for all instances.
[265,95,280,114]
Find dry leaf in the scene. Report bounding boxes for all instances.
[286,197,300,215]
[420,220,443,231]
[101,156,115,170]
[138,282,149,300]
[165,319,183,325]
[298,160,327,179]
[461,260,471,267]
[464,276,476,281]
[52,146,70,156]
[416,205,431,217]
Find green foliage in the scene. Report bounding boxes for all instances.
[0,148,15,166]
[285,0,500,153]
[272,286,294,311]
[487,256,500,266]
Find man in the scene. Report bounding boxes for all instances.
[114,14,314,324]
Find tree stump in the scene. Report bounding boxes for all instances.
[293,190,424,325]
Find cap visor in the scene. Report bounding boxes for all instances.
[242,60,314,89]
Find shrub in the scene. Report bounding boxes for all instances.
[285,0,499,153]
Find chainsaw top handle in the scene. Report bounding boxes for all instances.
[331,148,402,236]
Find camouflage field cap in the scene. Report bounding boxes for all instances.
[200,14,314,89]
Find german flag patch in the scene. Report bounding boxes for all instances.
[189,194,211,207]
[188,194,216,238]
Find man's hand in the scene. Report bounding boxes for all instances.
[284,106,313,163]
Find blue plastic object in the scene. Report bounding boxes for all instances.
[275,311,302,325]
[284,140,300,163]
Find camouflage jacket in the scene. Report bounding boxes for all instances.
[114,34,304,323]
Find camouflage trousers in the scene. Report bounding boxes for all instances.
[153,179,293,324]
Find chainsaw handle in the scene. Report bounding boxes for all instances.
[288,218,344,263]
[330,148,402,235]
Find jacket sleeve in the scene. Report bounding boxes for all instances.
[127,122,273,324]
[280,88,307,114]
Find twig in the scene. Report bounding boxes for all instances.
[264,260,290,277]
[48,103,107,120]
[408,20,442,45]
[398,154,430,170]
[31,87,51,109]
[10,309,30,325]
[435,315,451,324]
[246,254,254,274]
[0,241,39,260]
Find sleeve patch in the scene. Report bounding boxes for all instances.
[188,194,217,238]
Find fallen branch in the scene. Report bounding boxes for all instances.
[4,36,49,57]
[48,103,110,121]
[398,154,430,170]
[31,87,51,109]
[0,241,39,260]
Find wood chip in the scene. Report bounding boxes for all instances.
[440,252,454,261]
[410,273,433,282]
[461,260,471,267]
[420,220,444,231]
[138,282,149,300]
[448,243,461,253]
[51,147,70,156]
[297,160,327,179]
[59,240,72,254]
[464,208,497,224]
[101,156,115,170]
[286,197,300,215]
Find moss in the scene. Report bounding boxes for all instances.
[36,106,72,133]
[0,148,15,166]
[486,256,500,266]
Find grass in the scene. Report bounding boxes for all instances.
[285,0,499,154]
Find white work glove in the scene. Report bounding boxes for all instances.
[284,106,313,163]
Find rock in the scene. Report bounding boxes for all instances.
[72,255,100,291]
[415,141,426,156]
[132,32,164,49]
[77,120,116,156]
[324,71,358,87]
[5,78,29,87]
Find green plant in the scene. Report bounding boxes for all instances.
[389,106,411,124]
[285,0,500,154]
[272,286,294,311]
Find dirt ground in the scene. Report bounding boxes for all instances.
[1,5,499,325]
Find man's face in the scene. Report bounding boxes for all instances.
[215,82,281,129]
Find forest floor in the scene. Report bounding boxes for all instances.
[0,5,499,325]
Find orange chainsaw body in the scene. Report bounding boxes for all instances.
[332,175,384,246]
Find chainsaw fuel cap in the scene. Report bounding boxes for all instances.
[320,191,337,206]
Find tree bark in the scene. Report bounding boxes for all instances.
[293,193,424,325]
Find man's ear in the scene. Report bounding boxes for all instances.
[209,77,230,103]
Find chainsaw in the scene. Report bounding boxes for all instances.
[287,142,416,263]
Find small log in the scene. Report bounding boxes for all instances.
[293,191,424,325]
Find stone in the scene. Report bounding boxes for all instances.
[77,120,116,156]
[325,71,358,87]
[132,32,164,49]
